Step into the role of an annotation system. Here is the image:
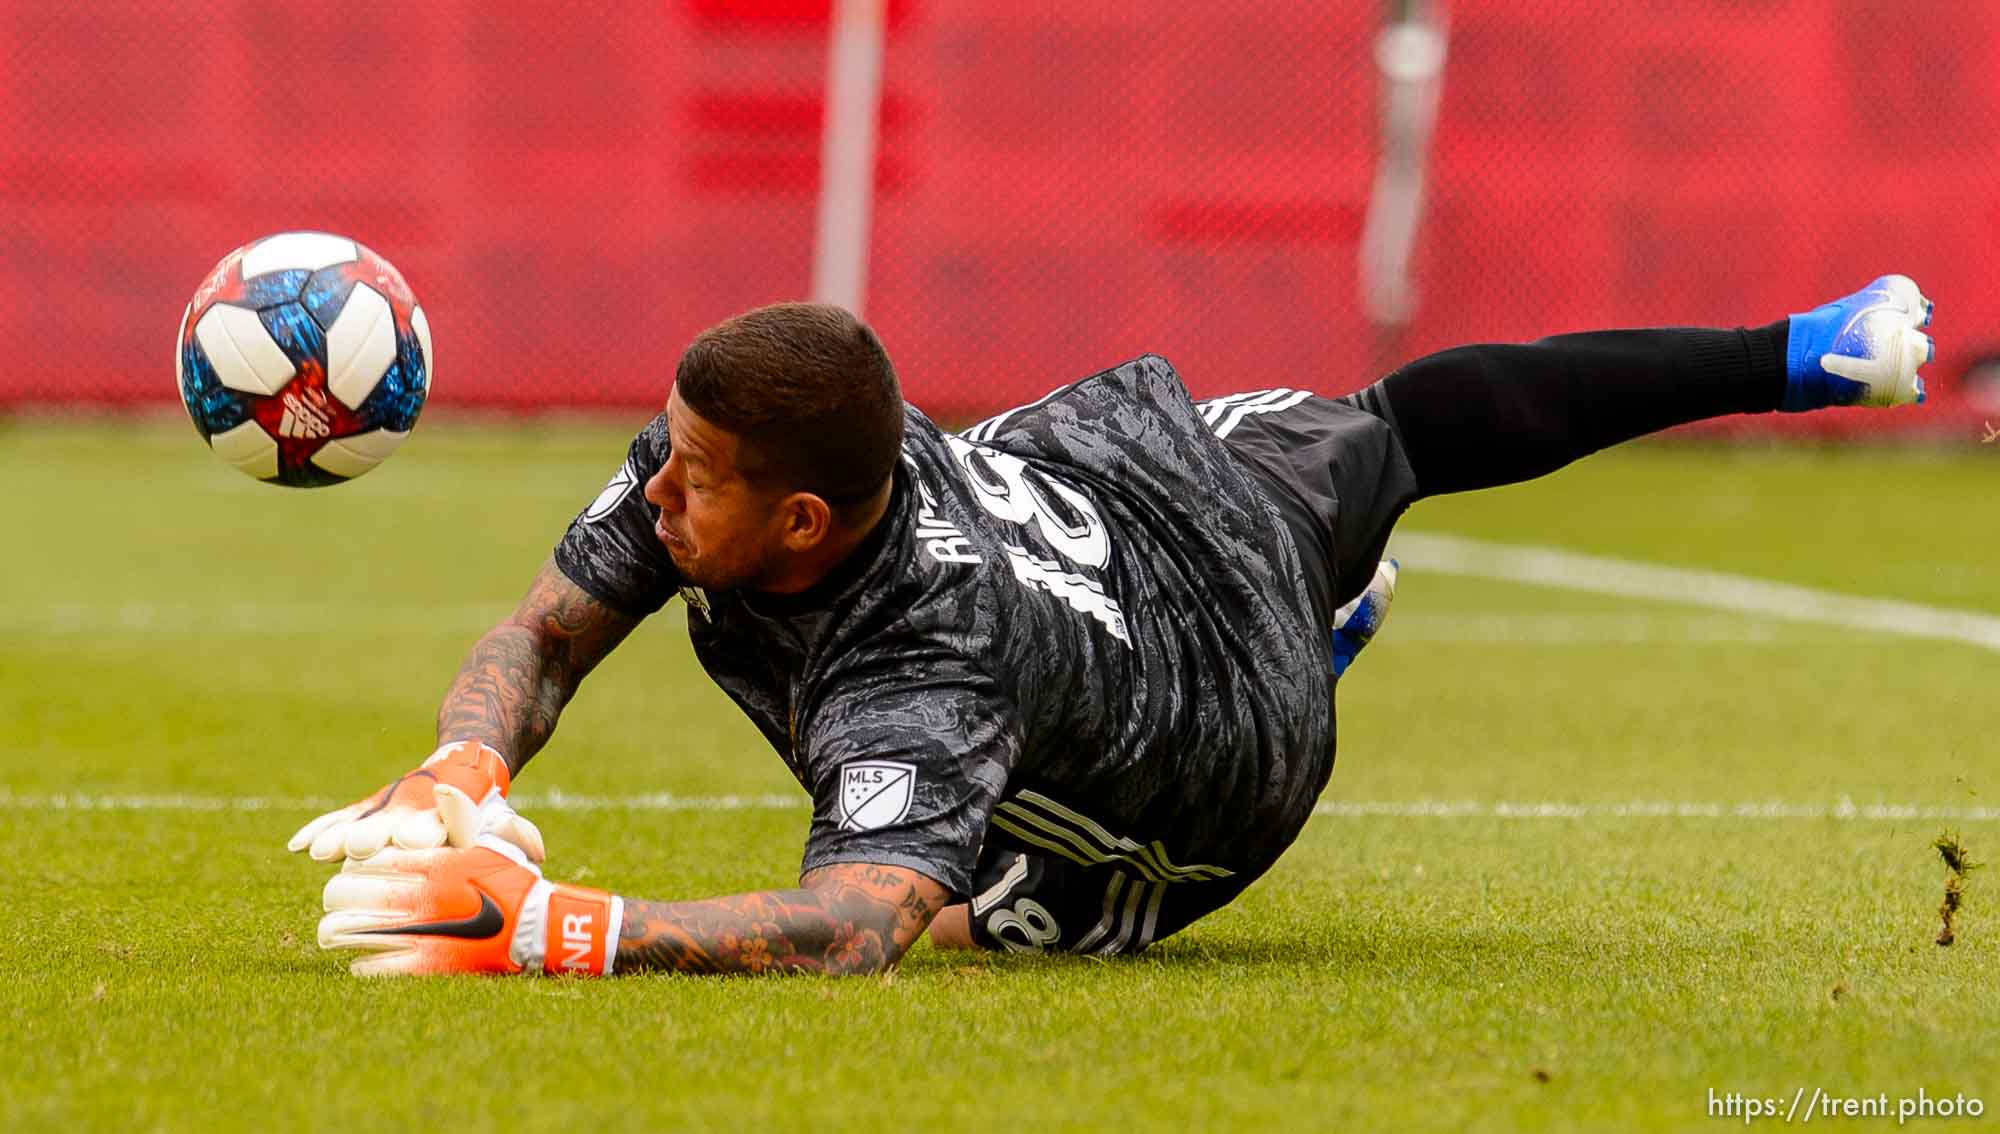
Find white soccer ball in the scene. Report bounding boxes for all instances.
[175,231,433,486]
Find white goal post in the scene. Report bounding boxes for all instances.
[811,0,888,318]
[1359,0,1449,329]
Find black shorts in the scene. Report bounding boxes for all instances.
[962,389,1420,956]
[1216,386,1419,632]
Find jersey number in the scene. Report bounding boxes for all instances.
[986,897,1063,953]
[942,434,1129,644]
[944,435,1109,568]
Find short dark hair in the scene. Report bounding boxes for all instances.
[673,303,903,510]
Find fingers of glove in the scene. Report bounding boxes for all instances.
[308,810,393,862]
[308,822,348,862]
[435,783,484,848]
[1905,327,1936,371]
[348,948,436,978]
[345,803,457,860]
[288,805,360,854]
[1912,288,1936,329]
[437,785,547,863]
[296,768,444,858]
[1820,328,1928,406]
[1874,274,1922,322]
[475,809,547,864]
[318,911,412,951]
[324,850,431,907]
[346,940,517,978]
[1822,310,1924,377]
[325,789,477,860]
[319,919,510,977]
[1875,275,1934,329]
[1819,350,1874,384]
[390,808,449,851]
[340,811,403,863]
[501,811,547,864]
[319,862,430,949]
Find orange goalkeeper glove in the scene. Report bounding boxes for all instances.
[286,740,545,864]
[317,833,621,977]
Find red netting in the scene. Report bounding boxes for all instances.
[5,2,1996,436]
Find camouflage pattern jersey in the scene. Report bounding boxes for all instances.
[553,355,1336,899]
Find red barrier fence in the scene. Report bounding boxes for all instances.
[5,2,1998,436]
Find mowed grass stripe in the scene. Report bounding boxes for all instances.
[0,602,510,635]
[15,529,1997,648]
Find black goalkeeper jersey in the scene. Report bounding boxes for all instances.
[554,356,1337,897]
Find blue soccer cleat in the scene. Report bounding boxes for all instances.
[1783,274,1935,412]
[1331,557,1398,678]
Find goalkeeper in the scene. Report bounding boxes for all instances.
[295,277,1935,977]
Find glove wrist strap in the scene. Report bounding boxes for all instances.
[426,739,513,795]
[543,886,623,976]
[511,880,621,976]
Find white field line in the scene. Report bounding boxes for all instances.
[0,606,1840,643]
[0,790,807,813]
[1393,532,2000,652]
[3,789,1996,822]
[1386,612,1825,644]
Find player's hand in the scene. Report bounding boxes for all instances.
[1783,274,1935,411]
[285,740,546,864]
[317,833,621,977]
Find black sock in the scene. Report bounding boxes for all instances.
[1350,321,1787,498]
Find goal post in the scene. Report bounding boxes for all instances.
[1358,0,1448,330]
[811,0,889,318]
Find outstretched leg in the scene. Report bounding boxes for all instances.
[1223,276,1934,624]
[1357,275,1934,499]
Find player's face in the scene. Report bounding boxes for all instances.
[644,389,793,591]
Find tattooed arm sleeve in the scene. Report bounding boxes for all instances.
[435,558,641,775]
[615,862,952,975]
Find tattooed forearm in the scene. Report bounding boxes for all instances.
[615,863,951,976]
[437,559,638,774]
[436,625,560,771]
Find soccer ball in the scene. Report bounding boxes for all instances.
[176,232,432,486]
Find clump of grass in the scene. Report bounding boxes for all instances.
[1934,830,1980,947]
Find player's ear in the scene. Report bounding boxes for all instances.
[777,491,833,552]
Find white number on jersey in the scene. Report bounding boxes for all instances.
[941,433,1129,645]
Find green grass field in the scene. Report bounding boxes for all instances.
[4,417,1997,1131]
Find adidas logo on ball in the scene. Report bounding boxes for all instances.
[277,389,333,440]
